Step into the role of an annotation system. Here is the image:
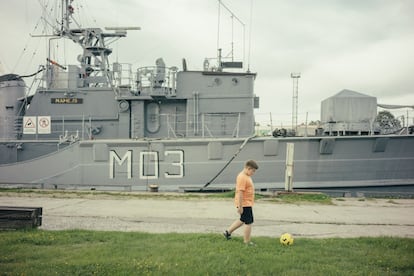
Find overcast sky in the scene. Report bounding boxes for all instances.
[1,0,413,127]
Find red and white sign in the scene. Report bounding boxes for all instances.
[37,116,51,134]
[23,116,37,134]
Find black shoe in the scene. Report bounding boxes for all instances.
[223,230,231,240]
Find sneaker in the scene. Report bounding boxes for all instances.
[245,241,256,247]
[223,230,231,240]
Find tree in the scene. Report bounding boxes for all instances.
[309,120,321,126]
[375,111,401,133]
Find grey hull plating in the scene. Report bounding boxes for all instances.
[1,135,413,191]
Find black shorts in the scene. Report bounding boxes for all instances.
[240,206,254,225]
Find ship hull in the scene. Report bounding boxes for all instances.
[1,135,413,191]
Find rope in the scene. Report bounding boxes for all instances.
[20,66,45,78]
[200,135,255,191]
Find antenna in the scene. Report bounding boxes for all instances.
[291,73,301,134]
[247,0,253,72]
[216,0,245,70]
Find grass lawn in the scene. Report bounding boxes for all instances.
[1,230,413,275]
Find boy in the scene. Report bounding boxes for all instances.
[223,160,258,246]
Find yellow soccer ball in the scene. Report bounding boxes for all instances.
[280,233,294,245]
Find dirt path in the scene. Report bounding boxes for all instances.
[1,194,413,238]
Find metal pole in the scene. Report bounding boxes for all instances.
[284,143,294,191]
[407,109,409,135]
[291,73,301,134]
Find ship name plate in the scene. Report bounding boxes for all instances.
[51,98,83,104]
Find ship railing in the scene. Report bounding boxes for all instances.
[112,62,133,90]
[321,120,380,136]
[201,113,241,138]
[1,112,245,142]
[161,112,242,138]
[0,115,124,142]
[28,63,112,91]
[135,66,178,96]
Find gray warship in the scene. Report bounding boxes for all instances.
[1,1,413,192]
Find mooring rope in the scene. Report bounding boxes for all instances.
[200,135,256,191]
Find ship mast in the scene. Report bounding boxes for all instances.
[44,0,139,88]
[62,0,72,35]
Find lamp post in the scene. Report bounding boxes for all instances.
[291,73,301,134]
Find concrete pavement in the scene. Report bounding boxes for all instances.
[1,193,413,238]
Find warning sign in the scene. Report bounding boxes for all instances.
[23,116,37,134]
[38,116,51,134]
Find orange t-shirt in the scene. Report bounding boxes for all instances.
[234,171,255,207]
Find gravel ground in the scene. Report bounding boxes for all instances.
[1,193,414,238]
